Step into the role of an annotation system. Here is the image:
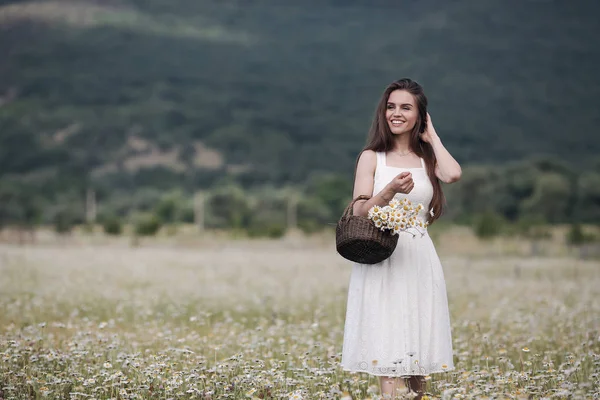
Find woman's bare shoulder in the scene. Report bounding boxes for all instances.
[357,149,377,165]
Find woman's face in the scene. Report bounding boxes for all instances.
[385,90,418,136]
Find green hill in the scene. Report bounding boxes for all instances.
[1,0,599,195]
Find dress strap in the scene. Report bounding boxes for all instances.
[376,152,385,168]
[420,157,426,169]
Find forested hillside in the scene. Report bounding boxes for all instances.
[1,0,599,230]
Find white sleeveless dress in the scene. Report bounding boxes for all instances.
[341,151,454,376]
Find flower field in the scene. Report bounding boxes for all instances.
[1,237,599,399]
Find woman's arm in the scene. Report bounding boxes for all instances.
[352,150,414,217]
[421,113,462,184]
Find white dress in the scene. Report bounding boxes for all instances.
[341,151,454,377]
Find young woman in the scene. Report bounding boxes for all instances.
[341,79,462,399]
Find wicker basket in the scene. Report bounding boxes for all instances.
[336,195,399,264]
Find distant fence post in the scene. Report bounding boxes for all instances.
[86,188,97,223]
[194,191,205,233]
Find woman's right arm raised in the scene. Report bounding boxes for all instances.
[352,151,412,217]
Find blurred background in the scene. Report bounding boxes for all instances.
[0,0,599,250]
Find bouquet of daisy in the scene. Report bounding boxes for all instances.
[367,198,429,237]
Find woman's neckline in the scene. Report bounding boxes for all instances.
[383,152,425,170]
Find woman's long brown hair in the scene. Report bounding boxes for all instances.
[362,78,445,224]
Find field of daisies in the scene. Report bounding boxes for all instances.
[1,233,599,399]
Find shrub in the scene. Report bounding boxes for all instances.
[514,215,552,239]
[246,222,286,239]
[297,219,325,235]
[154,196,178,224]
[54,210,75,235]
[134,214,162,237]
[179,205,195,223]
[103,216,123,236]
[206,185,252,229]
[81,222,95,234]
[473,211,505,240]
[566,223,596,246]
[297,197,332,234]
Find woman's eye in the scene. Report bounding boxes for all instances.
[402,106,410,110]
[386,104,394,109]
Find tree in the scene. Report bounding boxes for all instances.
[305,173,352,222]
[154,190,186,224]
[446,166,496,224]
[245,194,287,237]
[0,180,43,243]
[520,173,571,223]
[297,197,333,233]
[575,172,600,223]
[206,184,252,229]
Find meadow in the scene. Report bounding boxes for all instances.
[0,228,599,399]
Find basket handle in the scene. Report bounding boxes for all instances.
[342,195,371,218]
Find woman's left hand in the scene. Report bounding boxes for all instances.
[419,112,462,183]
[420,112,438,143]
